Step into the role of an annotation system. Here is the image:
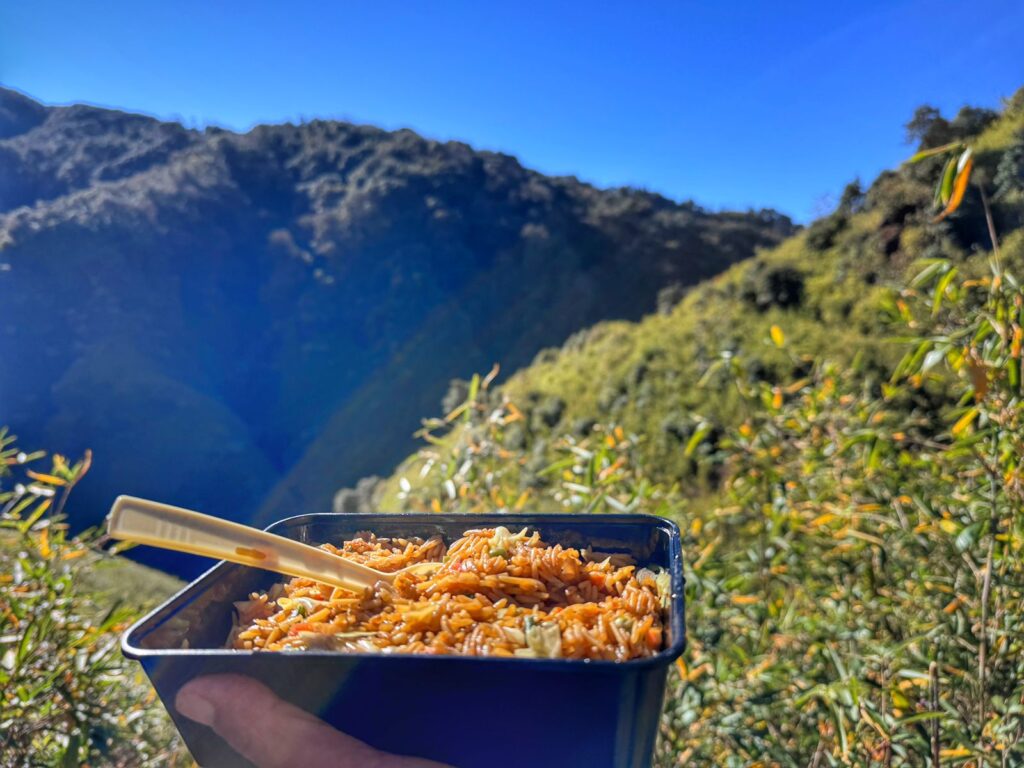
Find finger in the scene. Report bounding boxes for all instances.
[175,674,447,768]
[176,674,370,768]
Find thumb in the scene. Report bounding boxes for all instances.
[175,674,449,768]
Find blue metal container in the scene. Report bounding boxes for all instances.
[122,513,685,768]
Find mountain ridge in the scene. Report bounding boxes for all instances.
[372,90,1024,512]
[0,86,794,571]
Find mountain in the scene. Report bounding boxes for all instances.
[373,92,1024,510]
[0,86,794,572]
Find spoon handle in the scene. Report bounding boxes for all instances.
[107,495,382,592]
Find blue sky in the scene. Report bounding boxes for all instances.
[2,1,1023,222]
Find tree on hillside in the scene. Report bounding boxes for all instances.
[907,105,999,151]
[906,105,952,149]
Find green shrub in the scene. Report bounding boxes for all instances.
[387,255,1024,767]
[658,247,1024,763]
[805,211,849,251]
[0,433,186,767]
[740,263,806,311]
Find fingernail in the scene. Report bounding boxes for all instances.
[176,686,216,725]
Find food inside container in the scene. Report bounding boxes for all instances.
[229,526,671,660]
[123,513,685,768]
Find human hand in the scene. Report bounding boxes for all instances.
[175,674,451,768]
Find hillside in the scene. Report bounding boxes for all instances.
[0,87,793,571]
[365,94,1024,765]
[376,93,1024,509]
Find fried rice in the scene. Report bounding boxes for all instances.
[228,526,670,661]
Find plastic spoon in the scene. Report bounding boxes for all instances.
[106,495,440,592]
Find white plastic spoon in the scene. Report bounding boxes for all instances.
[106,495,439,592]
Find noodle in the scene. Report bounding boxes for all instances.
[228,527,669,661]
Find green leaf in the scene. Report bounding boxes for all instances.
[910,260,947,288]
[898,711,945,725]
[893,338,936,382]
[697,358,726,387]
[463,373,481,424]
[684,422,712,459]
[932,266,958,315]
[537,457,576,477]
[907,141,963,163]
[937,154,957,206]
[4,494,37,520]
[866,438,884,472]
[19,499,52,533]
[951,407,979,437]
[107,540,138,555]
[441,402,468,423]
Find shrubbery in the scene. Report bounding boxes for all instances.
[0,436,185,767]
[389,249,1024,764]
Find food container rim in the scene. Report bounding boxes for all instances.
[121,511,686,669]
